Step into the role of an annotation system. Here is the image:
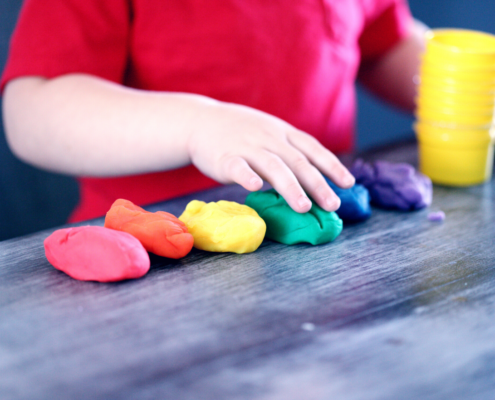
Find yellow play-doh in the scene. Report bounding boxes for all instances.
[179,200,266,254]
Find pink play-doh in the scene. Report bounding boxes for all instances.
[44,226,150,282]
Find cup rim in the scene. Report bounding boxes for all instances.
[418,86,495,101]
[420,67,495,83]
[421,54,495,71]
[416,109,494,123]
[426,29,495,56]
[420,59,495,75]
[415,96,495,110]
[420,76,495,93]
[416,132,494,148]
[414,121,495,135]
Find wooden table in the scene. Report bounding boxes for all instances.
[1,141,494,400]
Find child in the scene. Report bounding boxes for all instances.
[1,0,426,222]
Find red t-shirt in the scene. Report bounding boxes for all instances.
[1,0,412,222]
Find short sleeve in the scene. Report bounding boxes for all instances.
[359,0,413,61]
[0,0,130,92]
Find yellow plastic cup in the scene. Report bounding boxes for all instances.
[419,74,495,93]
[422,53,495,72]
[416,106,494,127]
[425,29,495,68]
[418,83,495,104]
[415,124,494,185]
[417,28,495,184]
[424,51,495,69]
[414,122,495,142]
[415,96,495,115]
[420,62,495,82]
[417,86,495,105]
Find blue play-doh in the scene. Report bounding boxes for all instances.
[325,178,371,223]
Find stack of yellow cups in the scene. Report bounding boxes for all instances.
[415,29,495,186]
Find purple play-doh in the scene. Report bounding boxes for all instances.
[428,211,445,222]
[351,159,432,211]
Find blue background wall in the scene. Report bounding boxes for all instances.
[1,0,494,240]
[0,0,79,241]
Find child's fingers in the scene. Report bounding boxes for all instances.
[220,155,263,191]
[287,130,355,188]
[248,150,312,213]
[271,143,341,212]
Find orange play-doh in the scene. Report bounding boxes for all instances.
[105,199,194,259]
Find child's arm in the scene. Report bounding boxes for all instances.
[358,19,428,112]
[3,74,355,213]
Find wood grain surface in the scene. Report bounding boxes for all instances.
[1,142,494,400]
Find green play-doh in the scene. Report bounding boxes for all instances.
[245,189,343,245]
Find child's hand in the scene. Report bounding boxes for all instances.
[187,101,355,213]
[4,75,353,215]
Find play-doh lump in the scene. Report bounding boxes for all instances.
[105,199,194,259]
[245,189,343,245]
[324,178,371,223]
[179,200,266,253]
[44,226,150,282]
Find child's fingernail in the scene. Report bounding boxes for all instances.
[298,196,312,210]
[326,196,340,210]
[343,174,355,186]
[250,177,261,187]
